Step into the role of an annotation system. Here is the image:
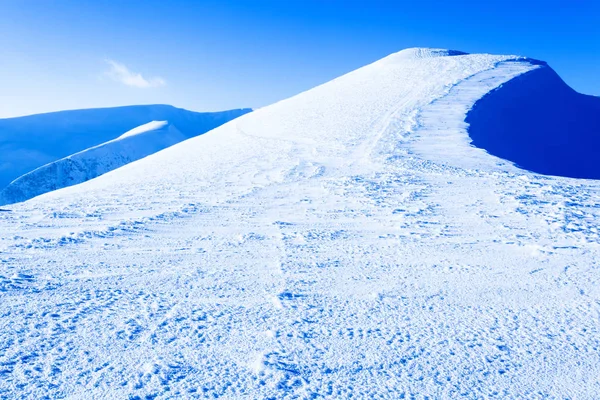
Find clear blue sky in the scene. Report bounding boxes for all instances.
[1,0,598,118]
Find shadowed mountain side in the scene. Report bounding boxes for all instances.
[466,66,600,179]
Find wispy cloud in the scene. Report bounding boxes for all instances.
[105,59,166,88]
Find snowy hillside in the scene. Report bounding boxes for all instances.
[0,121,189,205]
[0,105,251,188]
[1,48,600,398]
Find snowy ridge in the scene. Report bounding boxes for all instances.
[117,120,170,139]
[1,48,600,398]
[409,61,541,171]
[0,105,252,189]
[0,121,187,205]
[382,47,469,60]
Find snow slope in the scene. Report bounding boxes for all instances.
[1,48,600,398]
[0,121,188,205]
[0,105,252,188]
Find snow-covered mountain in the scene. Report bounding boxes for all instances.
[0,104,251,189]
[1,48,599,398]
[0,121,189,205]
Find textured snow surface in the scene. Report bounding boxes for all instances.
[1,48,600,398]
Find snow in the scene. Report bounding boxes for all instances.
[117,120,171,139]
[0,121,188,205]
[1,48,600,398]
[0,105,252,190]
[466,63,600,179]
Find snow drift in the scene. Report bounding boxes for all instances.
[1,49,600,399]
[0,104,251,189]
[466,65,600,179]
[0,121,189,205]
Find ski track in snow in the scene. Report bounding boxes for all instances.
[1,49,600,398]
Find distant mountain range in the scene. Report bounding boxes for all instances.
[0,105,251,204]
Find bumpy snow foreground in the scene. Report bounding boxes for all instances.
[1,48,600,398]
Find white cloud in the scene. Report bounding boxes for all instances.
[105,59,166,88]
